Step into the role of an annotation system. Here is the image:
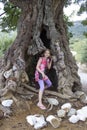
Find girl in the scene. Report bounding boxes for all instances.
[35,49,52,110]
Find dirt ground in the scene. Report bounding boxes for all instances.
[0,92,87,130]
[0,67,87,130]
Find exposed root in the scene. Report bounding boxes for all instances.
[0,104,12,117]
[0,79,17,97]
[22,83,72,99]
[47,104,53,112]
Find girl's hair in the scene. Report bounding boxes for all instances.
[41,49,52,57]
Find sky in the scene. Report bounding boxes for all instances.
[0,1,87,21]
[64,3,87,21]
[0,2,4,12]
[0,2,4,17]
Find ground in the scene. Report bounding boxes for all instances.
[0,68,87,130]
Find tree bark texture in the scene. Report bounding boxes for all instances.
[0,0,82,97]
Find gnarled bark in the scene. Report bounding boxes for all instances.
[0,0,82,98]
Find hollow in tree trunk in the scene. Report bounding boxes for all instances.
[0,0,82,98]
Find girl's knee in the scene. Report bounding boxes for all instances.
[48,81,52,87]
[46,79,52,87]
[40,88,45,91]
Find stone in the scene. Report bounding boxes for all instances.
[67,108,76,117]
[2,99,13,107]
[61,103,72,113]
[46,115,61,128]
[57,109,66,118]
[69,115,79,123]
[74,91,85,98]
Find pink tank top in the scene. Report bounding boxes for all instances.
[35,57,49,81]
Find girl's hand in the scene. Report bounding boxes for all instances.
[42,72,46,78]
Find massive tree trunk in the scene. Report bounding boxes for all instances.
[0,0,82,98]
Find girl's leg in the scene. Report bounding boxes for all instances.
[37,79,46,109]
[44,78,52,88]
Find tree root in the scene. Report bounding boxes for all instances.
[0,87,9,97]
[22,83,72,99]
[0,104,12,117]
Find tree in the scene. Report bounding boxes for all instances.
[0,0,82,99]
[76,0,87,38]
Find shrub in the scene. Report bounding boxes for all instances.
[72,39,87,63]
[0,31,16,57]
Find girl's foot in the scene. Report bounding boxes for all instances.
[37,103,46,110]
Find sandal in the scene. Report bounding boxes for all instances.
[37,103,46,110]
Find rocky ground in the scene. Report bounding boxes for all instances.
[0,67,87,130]
[0,94,87,130]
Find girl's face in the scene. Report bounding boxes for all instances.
[44,50,50,58]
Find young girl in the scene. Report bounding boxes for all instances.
[35,49,52,110]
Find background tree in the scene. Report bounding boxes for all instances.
[0,0,82,98]
[69,0,87,64]
[76,0,87,38]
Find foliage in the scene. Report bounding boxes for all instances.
[0,0,86,33]
[76,0,87,38]
[72,39,87,63]
[70,37,87,63]
[69,21,87,63]
[64,0,72,7]
[0,31,16,57]
[81,19,87,38]
[81,19,87,26]
[83,31,87,38]
[77,0,87,14]
[69,21,87,39]
[63,15,74,40]
[0,1,21,32]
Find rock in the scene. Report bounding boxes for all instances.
[46,115,61,128]
[77,109,86,121]
[3,69,13,79]
[57,109,66,118]
[26,114,47,129]
[2,99,13,107]
[61,103,72,112]
[46,97,59,111]
[34,115,47,130]
[26,115,36,126]
[80,94,87,104]
[69,115,79,123]
[74,91,85,98]
[46,98,59,106]
[77,106,87,121]
[67,108,77,117]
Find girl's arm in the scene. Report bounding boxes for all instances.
[47,57,52,69]
[36,58,45,76]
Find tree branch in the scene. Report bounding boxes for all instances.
[0,6,17,17]
[0,12,6,17]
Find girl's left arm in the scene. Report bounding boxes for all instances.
[47,58,52,69]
